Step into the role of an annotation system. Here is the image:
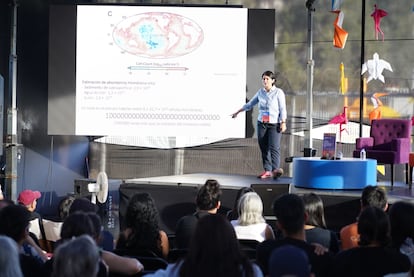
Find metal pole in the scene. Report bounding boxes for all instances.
[359,0,366,137]
[5,0,19,201]
[305,0,315,150]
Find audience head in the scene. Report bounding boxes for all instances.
[17,189,41,212]
[86,212,103,243]
[388,201,414,249]
[69,197,98,215]
[52,235,100,277]
[124,192,161,251]
[272,193,305,236]
[196,179,222,212]
[237,192,265,225]
[227,187,254,221]
[0,204,31,244]
[302,193,327,228]
[360,185,388,211]
[60,212,95,240]
[269,245,311,277]
[181,214,253,277]
[58,195,76,220]
[358,206,390,247]
[0,235,23,277]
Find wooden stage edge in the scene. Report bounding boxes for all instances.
[123,173,414,204]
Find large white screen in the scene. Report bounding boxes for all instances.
[76,5,247,138]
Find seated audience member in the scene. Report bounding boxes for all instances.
[146,214,263,277]
[52,235,101,277]
[0,185,3,200]
[231,192,274,242]
[389,201,414,264]
[227,187,255,221]
[43,212,107,277]
[87,211,144,274]
[0,235,24,277]
[268,245,312,277]
[302,193,339,253]
[257,193,333,277]
[340,185,388,250]
[333,206,410,277]
[68,197,113,251]
[0,204,47,276]
[175,179,222,249]
[68,197,98,214]
[17,190,46,246]
[45,212,142,277]
[116,192,169,259]
[57,195,76,220]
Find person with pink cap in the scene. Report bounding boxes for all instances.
[17,190,47,251]
[18,189,41,212]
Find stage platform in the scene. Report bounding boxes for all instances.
[120,173,414,234]
[123,172,414,204]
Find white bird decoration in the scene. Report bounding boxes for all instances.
[361,52,393,83]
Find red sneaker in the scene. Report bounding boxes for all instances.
[257,171,272,179]
[273,168,284,179]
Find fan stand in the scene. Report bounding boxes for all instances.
[87,172,109,204]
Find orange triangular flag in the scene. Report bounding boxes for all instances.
[332,11,348,49]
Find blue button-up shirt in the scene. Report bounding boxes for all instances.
[242,85,287,124]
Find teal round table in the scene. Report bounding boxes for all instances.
[292,157,377,189]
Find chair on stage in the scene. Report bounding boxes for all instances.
[352,118,412,187]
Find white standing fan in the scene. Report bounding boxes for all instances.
[88,172,109,204]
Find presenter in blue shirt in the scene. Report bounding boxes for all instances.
[232,70,287,179]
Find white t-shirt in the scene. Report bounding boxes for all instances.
[230,220,269,242]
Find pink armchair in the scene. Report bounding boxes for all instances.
[353,119,412,187]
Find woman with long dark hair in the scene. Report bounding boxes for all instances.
[116,192,169,258]
[147,214,263,277]
[302,193,339,253]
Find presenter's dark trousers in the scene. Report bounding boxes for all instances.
[257,121,282,172]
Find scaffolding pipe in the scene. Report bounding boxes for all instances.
[5,0,19,201]
[359,0,366,137]
[305,0,315,150]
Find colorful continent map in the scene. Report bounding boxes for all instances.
[112,12,204,58]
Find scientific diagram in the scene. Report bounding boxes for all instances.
[112,12,204,59]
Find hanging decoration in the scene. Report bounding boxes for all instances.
[339,62,348,94]
[332,11,348,49]
[361,52,393,83]
[331,0,343,11]
[329,106,348,144]
[371,4,388,40]
[369,92,388,122]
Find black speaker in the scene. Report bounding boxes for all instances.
[319,195,360,232]
[74,178,94,198]
[250,183,291,217]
